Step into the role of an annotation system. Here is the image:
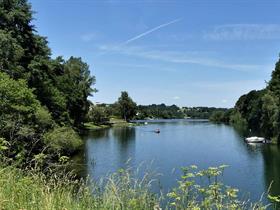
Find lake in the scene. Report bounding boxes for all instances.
[81,119,280,203]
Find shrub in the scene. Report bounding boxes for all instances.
[43,126,82,154]
[167,165,268,209]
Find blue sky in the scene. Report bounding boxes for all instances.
[30,0,280,108]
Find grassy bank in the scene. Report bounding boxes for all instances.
[84,118,137,130]
[0,164,277,209]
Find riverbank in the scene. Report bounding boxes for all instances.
[84,118,137,130]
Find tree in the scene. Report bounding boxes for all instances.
[209,111,226,123]
[260,91,279,141]
[57,57,96,127]
[117,91,137,121]
[268,59,280,98]
[87,105,110,125]
[234,90,264,130]
[0,0,96,127]
[0,72,53,163]
[0,0,50,79]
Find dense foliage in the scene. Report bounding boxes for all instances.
[210,57,280,144]
[136,104,184,119]
[183,106,228,119]
[0,0,95,166]
[209,109,234,123]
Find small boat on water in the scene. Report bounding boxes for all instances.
[245,136,265,143]
[154,129,160,133]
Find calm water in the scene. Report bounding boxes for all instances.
[82,119,280,202]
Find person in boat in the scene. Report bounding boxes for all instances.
[155,129,160,133]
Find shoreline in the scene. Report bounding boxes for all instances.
[84,118,137,130]
[84,118,211,130]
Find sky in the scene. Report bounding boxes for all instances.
[30,0,280,108]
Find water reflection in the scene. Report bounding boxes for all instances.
[85,127,136,179]
[233,125,280,202]
[112,127,136,145]
[83,119,280,203]
[83,128,110,139]
[262,145,280,196]
[112,127,136,168]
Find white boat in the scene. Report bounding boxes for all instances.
[245,136,265,143]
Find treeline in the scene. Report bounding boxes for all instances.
[87,98,231,126]
[87,102,184,126]
[210,57,280,143]
[182,107,228,119]
[0,0,95,167]
[136,104,184,119]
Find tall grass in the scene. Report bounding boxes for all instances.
[0,166,157,210]
[0,164,278,210]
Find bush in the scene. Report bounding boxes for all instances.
[167,165,268,209]
[43,127,82,154]
[34,106,54,131]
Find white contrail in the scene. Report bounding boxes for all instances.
[96,18,181,57]
[122,18,182,45]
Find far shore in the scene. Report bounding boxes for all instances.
[84,118,210,130]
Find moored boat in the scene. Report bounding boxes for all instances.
[245,136,265,143]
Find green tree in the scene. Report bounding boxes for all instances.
[234,90,264,130]
[261,91,280,142]
[0,0,50,79]
[87,105,110,125]
[28,57,69,123]
[0,72,54,163]
[209,111,226,123]
[268,59,280,98]
[0,1,96,127]
[117,91,137,121]
[57,57,96,127]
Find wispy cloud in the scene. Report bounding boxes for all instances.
[122,18,182,45]
[81,33,98,42]
[187,80,267,92]
[221,99,228,103]
[204,24,280,41]
[173,96,180,100]
[95,62,178,73]
[99,44,267,72]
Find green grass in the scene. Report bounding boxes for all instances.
[0,164,277,210]
[84,118,137,130]
[84,122,111,130]
[0,166,157,210]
